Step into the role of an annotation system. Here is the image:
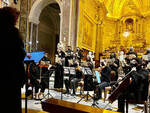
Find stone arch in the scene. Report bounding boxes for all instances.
[28,0,61,24]
[28,0,62,63]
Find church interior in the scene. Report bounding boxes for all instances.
[1,0,150,113]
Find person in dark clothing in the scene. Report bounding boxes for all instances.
[41,53,51,64]
[87,51,95,70]
[126,46,138,58]
[144,48,150,62]
[63,65,83,95]
[95,60,112,100]
[0,7,26,113]
[57,48,66,66]
[54,63,64,88]
[38,65,50,99]
[28,62,41,99]
[75,47,83,65]
[30,60,54,99]
[70,66,83,95]
[117,58,149,113]
[65,46,73,66]
[109,52,120,81]
[63,65,76,94]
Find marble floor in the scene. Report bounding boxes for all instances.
[21,75,148,113]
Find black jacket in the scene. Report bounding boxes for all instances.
[100,66,111,83]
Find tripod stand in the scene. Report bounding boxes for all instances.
[77,67,94,103]
[91,86,99,108]
[41,69,54,99]
[77,91,93,103]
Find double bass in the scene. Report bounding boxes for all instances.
[108,67,136,103]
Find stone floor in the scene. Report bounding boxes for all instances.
[21,75,147,113]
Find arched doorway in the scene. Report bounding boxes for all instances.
[28,0,71,63]
[28,0,61,63]
[38,3,60,63]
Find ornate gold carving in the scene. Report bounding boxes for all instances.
[82,12,96,51]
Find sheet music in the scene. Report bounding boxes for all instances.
[63,67,70,74]
[81,67,93,75]
[70,67,76,75]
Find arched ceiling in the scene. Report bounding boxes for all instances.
[97,0,150,18]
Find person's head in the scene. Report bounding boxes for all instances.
[76,47,80,51]
[0,7,20,27]
[110,52,116,59]
[120,51,124,55]
[106,59,112,66]
[45,53,48,57]
[129,46,134,51]
[67,46,71,50]
[130,58,142,68]
[100,61,106,67]
[146,48,150,54]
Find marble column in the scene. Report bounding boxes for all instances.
[28,22,39,52]
[29,22,33,52]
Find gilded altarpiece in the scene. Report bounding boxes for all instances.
[145,16,150,48]
[102,19,116,56]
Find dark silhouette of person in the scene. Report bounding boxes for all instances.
[0,7,26,113]
[117,58,149,113]
[126,47,137,58]
[109,52,120,81]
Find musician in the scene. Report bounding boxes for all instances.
[70,66,83,95]
[126,46,137,59]
[109,52,120,81]
[65,46,74,66]
[75,47,83,65]
[29,60,51,99]
[54,61,64,89]
[63,64,83,95]
[117,58,149,113]
[41,53,51,64]
[38,61,51,99]
[95,60,112,100]
[87,51,95,70]
[145,48,150,62]
[57,47,66,66]
[28,62,41,100]
[57,42,64,52]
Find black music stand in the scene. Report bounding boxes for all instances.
[24,51,45,113]
[91,70,101,108]
[77,67,94,103]
[62,66,70,100]
[42,68,54,99]
[63,67,76,99]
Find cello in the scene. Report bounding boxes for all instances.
[108,67,136,103]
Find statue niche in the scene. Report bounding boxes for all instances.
[125,18,133,32]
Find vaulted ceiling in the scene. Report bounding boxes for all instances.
[97,0,150,18]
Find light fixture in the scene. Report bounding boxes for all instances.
[123,31,130,38]
[28,41,32,45]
